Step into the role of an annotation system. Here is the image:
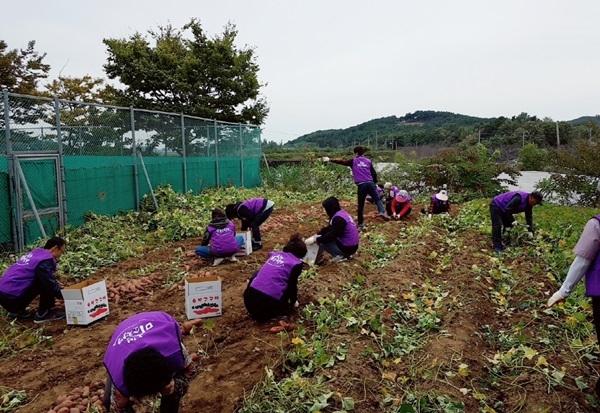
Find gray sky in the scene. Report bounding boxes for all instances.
[4,1,600,143]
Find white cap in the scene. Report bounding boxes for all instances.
[437,190,448,201]
[384,182,392,189]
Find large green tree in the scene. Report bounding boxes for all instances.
[102,19,268,125]
[0,40,50,94]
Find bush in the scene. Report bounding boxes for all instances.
[519,143,548,171]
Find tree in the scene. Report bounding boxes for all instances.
[42,76,128,155]
[102,19,268,156]
[0,40,50,94]
[103,19,268,124]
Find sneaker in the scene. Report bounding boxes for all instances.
[330,255,349,263]
[212,258,225,267]
[494,247,503,254]
[358,224,365,230]
[252,243,263,251]
[379,214,391,221]
[229,256,238,263]
[7,309,31,319]
[34,310,65,324]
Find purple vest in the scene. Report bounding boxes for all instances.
[431,194,449,212]
[389,186,400,198]
[351,156,374,184]
[333,210,359,247]
[104,312,185,397]
[0,248,56,296]
[493,191,528,213]
[240,198,265,215]
[208,221,239,256]
[250,252,302,299]
[585,215,600,296]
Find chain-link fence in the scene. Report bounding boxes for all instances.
[1,90,262,252]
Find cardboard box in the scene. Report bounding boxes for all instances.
[303,243,320,266]
[185,276,222,319]
[235,231,253,256]
[63,280,110,325]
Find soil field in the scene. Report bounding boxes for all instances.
[0,200,597,412]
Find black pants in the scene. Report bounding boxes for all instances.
[0,280,56,314]
[490,203,514,249]
[244,286,289,321]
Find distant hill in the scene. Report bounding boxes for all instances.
[285,111,490,148]
[567,116,600,126]
[283,110,598,149]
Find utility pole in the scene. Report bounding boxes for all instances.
[375,131,378,150]
[522,131,525,147]
[478,128,481,144]
[556,121,560,147]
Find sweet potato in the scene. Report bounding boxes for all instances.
[81,386,90,398]
[132,296,145,302]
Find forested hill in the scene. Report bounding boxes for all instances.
[285,111,490,148]
[282,110,600,149]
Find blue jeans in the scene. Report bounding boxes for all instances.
[320,241,344,258]
[195,235,244,258]
[357,182,386,225]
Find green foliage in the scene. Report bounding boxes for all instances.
[0,40,50,95]
[103,19,268,125]
[518,143,548,171]
[417,144,519,200]
[0,386,27,412]
[538,139,600,207]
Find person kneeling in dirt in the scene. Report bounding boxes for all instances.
[306,196,359,264]
[0,236,66,323]
[103,311,197,413]
[244,233,307,321]
[195,208,245,266]
[546,213,600,397]
[390,189,412,220]
[225,197,275,251]
[421,187,451,218]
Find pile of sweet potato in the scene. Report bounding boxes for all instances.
[106,275,161,303]
[46,379,105,413]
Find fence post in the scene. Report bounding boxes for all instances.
[54,96,68,227]
[239,123,244,188]
[130,107,140,210]
[214,120,220,188]
[181,113,188,192]
[3,89,19,251]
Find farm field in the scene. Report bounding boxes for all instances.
[1,195,599,412]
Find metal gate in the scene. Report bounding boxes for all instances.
[8,152,66,251]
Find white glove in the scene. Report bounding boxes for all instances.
[294,300,299,308]
[428,214,432,219]
[511,221,519,227]
[321,156,330,163]
[305,235,318,245]
[527,231,534,239]
[546,290,567,308]
[393,213,398,219]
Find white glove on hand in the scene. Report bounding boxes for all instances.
[527,231,534,239]
[511,221,519,227]
[546,290,567,308]
[321,156,330,163]
[294,300,299,308]
[393,213,398,219]
[305,235,318,245]
[428,214,432,219]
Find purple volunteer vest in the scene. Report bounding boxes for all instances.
[208,221,239,256]
[585,215,600,296]
[389,186,400,198]
[250,252,302,300]
[351,156,373,184]
[0,248,56,296]
[332,210,359,247]
[432,194,449,212]
[241,198,266,215]
[493,191,528,213]
[104,312,185,397]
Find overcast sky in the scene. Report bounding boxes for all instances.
[4,1,600,143]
